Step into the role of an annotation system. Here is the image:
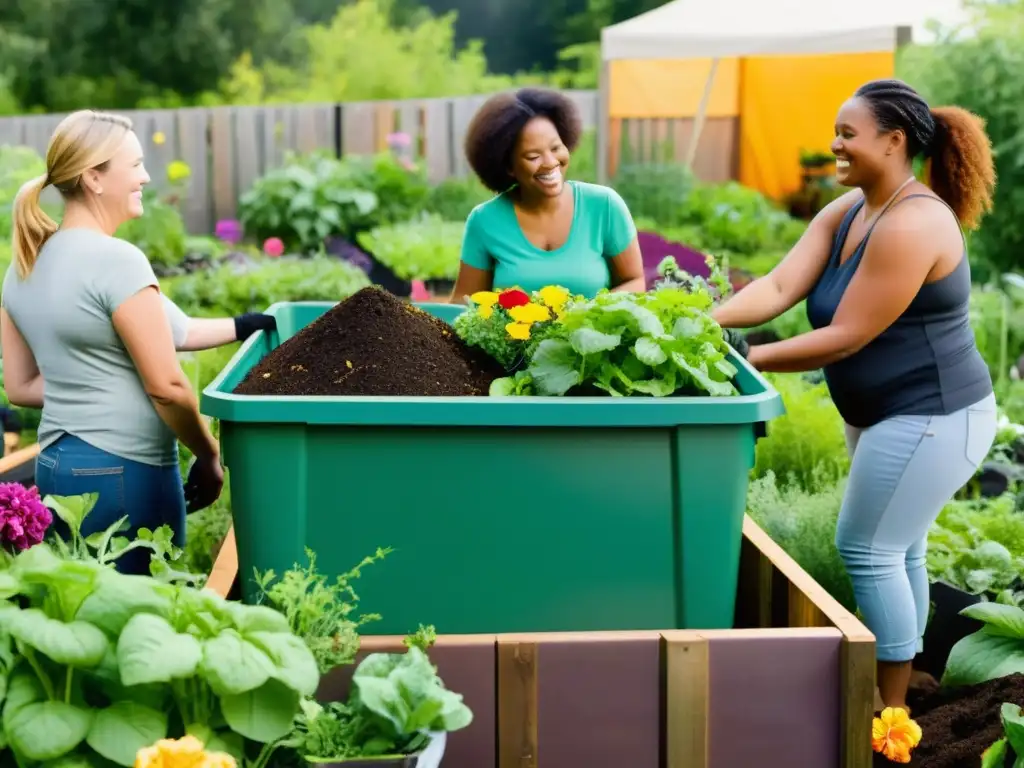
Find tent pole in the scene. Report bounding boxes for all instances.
[597,60,610,184]
[685,57,720,170]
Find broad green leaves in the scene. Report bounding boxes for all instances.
[943,603,1024,687]
[508,285,739,398]
[86,702,168,767]
[117,614,203,686]
[7,609,108,668]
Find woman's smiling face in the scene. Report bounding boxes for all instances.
[831,96,904,188]
[510,116,570,198]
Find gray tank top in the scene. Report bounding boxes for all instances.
[805,193,992,429]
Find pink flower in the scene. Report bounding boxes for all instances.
[387,132,412,148]
[263,237,284,257]
[0,483,52,552]
[410,280,431,301]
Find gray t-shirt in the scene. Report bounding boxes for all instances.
[2,228,189,466]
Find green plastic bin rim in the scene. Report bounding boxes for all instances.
[201,300,785,427]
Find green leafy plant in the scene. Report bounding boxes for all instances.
[238,152,379,252]
[927,494,1024,605]
[746,471,855,612]
[115,188,189,270]
[942,602,1024,688]
[490,259,739,397]
[614,162,697,227]
[357,214,464,281]
[254,546,391,675]
[424,176,494,221]
[0,540,319,767]
[165,255,371,319]
[343,152,430,228]
[982,703,1024,767]
[282,645,472,762]
[752,373,850,493]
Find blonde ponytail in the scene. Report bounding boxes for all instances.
[11,175,58,279]
[9,109,134,280]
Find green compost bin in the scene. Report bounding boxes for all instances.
[201,300,784,635]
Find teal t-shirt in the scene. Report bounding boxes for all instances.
[459,181,637,298]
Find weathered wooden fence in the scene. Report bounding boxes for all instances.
[0,91,738,234]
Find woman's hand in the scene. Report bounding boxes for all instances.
[184,454,224,513]
[178,313,277,352]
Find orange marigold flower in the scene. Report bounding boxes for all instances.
[872,707,922,764]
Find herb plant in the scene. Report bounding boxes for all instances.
[254,547,391,674]
[981,703,1024,767]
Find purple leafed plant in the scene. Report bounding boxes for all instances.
[637,231,710,288]
[324,237,373,274]
[0,482,52,552]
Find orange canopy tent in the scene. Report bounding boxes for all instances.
[597,0,969,199]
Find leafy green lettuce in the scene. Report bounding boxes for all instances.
[490,285,739,397]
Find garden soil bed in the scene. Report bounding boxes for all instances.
[873,674,1024,767]
[234,287,503,397]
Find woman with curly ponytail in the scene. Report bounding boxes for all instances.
[712,79,997,713]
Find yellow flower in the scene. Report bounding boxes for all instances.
[152,131,166,146]
[538,285,569,309]
[508,303,550,324]
[135,736,236,768]
[167,160,191,182]
[470,291,499,308]
[871,708,922,764]
[506,322,531,340]
[478,304,494,320]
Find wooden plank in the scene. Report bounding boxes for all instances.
[261,107,288,170]
[0,117,25,148]
[0,443,40,475]
[209,108,236,222]
[422,99,452,183]
[373,102,396,153]
[842,637,876,768]
[662,632,709,768]
[233,107,261,199]
[497,639,538,768]
[295,105,322,154]
[449,95,486,177]
[206,527,237,598]
[742,516,873,641]
[176,108,211,234]
[340,102,376,156]
[569,89,599,130]
[396,101,421,157]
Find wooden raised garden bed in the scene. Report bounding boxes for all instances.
[208,516,875,768]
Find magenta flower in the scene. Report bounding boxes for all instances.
[215,219,244,245]
[263,237,284,257]
[0,483,52,552]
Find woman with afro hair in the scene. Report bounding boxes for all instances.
[449,87,645,302]
[713,79,998,714]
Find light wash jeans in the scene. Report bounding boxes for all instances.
[836,392,998,662]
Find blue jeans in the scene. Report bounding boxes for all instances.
[35,434,186,575]
[836,393,998,663]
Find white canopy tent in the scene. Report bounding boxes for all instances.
[596,0,972,183]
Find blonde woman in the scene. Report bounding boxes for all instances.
[1,110,225,574]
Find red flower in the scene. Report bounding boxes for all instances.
[498,289,530,309]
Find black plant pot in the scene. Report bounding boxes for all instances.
[916,581,984,679]
[424,278,455,297]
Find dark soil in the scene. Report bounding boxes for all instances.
[233,286,503,397]
[873,674,1024,767]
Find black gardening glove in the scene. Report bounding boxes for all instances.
[724,328,749,359]
[234,312,277,341]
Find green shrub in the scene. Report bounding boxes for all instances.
[747,471,855,612]
[343,152,431,227]
[424,176,494,220]
[753,372,850,492]
[115,188,189,269]
[357,214,463,281]
[614,163,698,227]
[238,152,379,252]
[0,145,49,240]
[164,254,371,318]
